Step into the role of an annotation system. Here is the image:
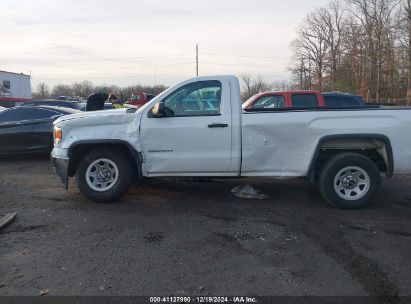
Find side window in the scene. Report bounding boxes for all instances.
[0,108,33,123]
[250,95,284,109]
[3,80,11,90]
[32,108,61,120]
[163,80,222,116]
[323,96,338,107]
[291,94,318,108]
[323,96,360,107]
[0,110,11,123]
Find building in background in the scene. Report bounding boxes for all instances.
[0,70,32,107]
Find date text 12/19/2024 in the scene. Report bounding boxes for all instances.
[150,297,258,303]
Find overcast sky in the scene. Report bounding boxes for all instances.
[1,0,330,87]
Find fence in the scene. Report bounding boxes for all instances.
[366,98,411,106]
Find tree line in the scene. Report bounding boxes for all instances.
[290,0,410,102]
[32,81,167,101]
[34,0,411,105]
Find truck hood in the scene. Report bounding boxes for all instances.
[54,108,134,125]
[54,107,142,150]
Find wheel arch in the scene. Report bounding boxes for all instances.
[67,140,142,178]
[307,134,394,181]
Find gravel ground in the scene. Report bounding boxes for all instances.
[0,155,411,300]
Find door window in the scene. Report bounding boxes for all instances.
[163,81,222,116]
[291,94,318,108]
[250,95,284,109]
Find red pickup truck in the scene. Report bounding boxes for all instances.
[242,91,365,109]
[125,92,155,108]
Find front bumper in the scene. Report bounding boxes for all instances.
[51,156,69,190]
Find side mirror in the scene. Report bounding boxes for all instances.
[151,101,166,118]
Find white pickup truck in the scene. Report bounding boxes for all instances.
[51,75,411,209]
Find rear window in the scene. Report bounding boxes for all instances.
[32,108,62,119]
[21,101,77,108]
[291,94,318,108]
[32,106,81,115]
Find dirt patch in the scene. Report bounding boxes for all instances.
[1,157,411,296]
[383,230,411,237]
[144,233,164,243]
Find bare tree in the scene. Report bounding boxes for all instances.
[320,0,346,89]
[240,74,253,99]
[255,75,269,93]
[51,84,73,98]
[71,81,94,98]
[347,0,401,99]
[289,0,408,101]
[271,81,293,91]
[32,82,50,99]
[290,3,345,90]
[240,74,269,100]
[292,8,332,91]
[401,0,411,97]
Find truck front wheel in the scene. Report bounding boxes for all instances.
[319,153,381,209]
[76,149,132,202]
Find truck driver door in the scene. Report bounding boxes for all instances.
[140,79,234,176]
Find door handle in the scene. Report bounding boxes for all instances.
[208,123,229,128]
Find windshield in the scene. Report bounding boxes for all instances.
[242,94,259,109]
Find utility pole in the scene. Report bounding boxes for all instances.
[196,44,199,77]
[154,69,157,86]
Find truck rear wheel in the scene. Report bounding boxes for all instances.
[76,149,132,202]
[319,153,381,209]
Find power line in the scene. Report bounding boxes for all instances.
[126,71,194,77]
[118,62,195,69]
[34,70,195,81]
[199,61,273,68]
[34,62,196,74]
[0,53,190,64]
[61,53,191,63]
[202,52,289,60]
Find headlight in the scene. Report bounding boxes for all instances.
[54,127,62,145]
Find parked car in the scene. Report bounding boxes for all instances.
[322,92,365,107]
[242,90,365,110]
[58,96,73,101]
[76,103,115,111]
[20,100,84,110]
[126,92,155,108]
[0,106,81,154]
[101,103,115,110]
[51,75,411,209]
[19,100,114,111]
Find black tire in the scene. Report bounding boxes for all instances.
[319,152,381,209]
[76,148,132,202]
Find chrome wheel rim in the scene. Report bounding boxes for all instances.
[334,166,370,201]
[86,158,119,192]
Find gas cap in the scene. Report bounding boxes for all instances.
[253,133,268,147]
